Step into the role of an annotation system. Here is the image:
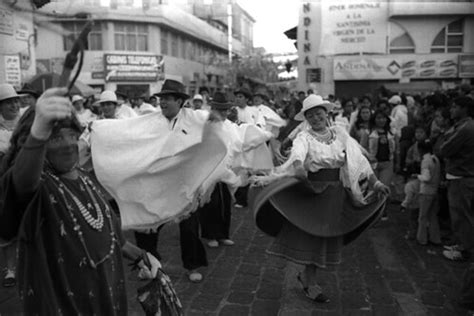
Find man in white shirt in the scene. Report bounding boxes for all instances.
[132,94,156,115]
[114,91,137,119]
[234,87,257,124]
[71,94,96,127]
[389,94,408,139]
[252,89,286,136]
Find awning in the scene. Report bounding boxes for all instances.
[383,81,440,93]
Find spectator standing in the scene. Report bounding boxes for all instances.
[349,104,371,150]
[416,140,442,245]
[440,97,474,261]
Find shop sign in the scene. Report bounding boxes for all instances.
[334,54,458,80]
[458,54,474,78]
[320,0,388,55]
[0,8,13,36]
[104,54,163,82]
[15,22,29,41]
[4,55,21,88]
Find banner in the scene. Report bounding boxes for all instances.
[333,54,458,80]
[4,55,21,88]
[319,0,388,55]
[104,54,163,82]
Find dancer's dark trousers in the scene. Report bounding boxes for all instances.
[200,182,232,240]
[134,211,207,271]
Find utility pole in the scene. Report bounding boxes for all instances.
[227,0,232,63]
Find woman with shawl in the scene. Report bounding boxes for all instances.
[250,95,390,303]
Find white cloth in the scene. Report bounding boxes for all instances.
[253,104,286,136]
[390,104,408,138]
[135,102,157,115]
[236,106,258,124]
[0,115,18,154]
[116,104,138,119]
[90,108,229,230]
[76,109,97,127]
[334,113,351,132]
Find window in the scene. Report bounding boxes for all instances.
[431,19,464,53]
[63,22,102,51]
[161,29,168,55]
[180,37,186,59]
[114,23,148,51]
[389,33,415,54]
[171,33,178,57]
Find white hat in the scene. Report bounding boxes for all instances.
[71,95,84,103]
[193,94,203,101]
[295,94,334,121]
[0,83,24,103]
[95,90,118,105]
[388,95,402,105]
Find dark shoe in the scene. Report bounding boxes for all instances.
[313,293,330,303]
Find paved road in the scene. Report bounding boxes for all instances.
[1,203,472,315]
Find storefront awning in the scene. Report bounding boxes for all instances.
[383,81,440,94]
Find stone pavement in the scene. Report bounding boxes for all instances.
[1,203,473,315]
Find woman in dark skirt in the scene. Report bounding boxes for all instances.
[250,95,390,303]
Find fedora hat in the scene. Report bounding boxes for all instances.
[94,90,118,106]
[0,83,25,103]
[155,79,189,100]
[17,83,40,98]
[71,95,84,103]
[253,88,269,99]
[210,92,231,110]
[234,87,252,99]
[295,94,334,121]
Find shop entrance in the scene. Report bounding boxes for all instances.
[116,84,150,99]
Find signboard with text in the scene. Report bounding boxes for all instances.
[4,55,21,88]
[333,54,458,80]
[0,8,13,36]
[104,54,163,82]
[319,0,388,55]
[459,54,474,78]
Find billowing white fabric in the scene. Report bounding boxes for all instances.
[90,110,229,230]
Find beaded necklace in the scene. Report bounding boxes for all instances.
[309,128,336,145]
[46,171,118,269]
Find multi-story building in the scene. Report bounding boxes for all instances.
[297,0,474,97]
[0,0,36,89]
[34,0,254,97]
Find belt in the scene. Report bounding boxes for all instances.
[307,168,340,182]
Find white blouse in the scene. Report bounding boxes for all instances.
[283,127,346,173]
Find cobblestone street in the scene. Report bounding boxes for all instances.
[1,203,473,315]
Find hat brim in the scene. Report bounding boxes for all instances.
[294,102,334,121]
[210,101,232,110]
[234,90,251,99]
[155,91,190,100]
[0,94,26,103]
[18,89,40,98]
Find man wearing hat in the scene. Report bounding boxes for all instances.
[192,94,204,110]
[198,86,211,111]
[0,83,23,287]
[72,94,96,127]
[17,83,40,117]
[252,88,286,136]
[134,79,209,283]
[234,87,256,124]
[199,92,236,249]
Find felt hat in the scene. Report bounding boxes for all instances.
[295,94,334,121]
[155,79,189,100]
[253,88,269,100]
[234,87,252,99]
[0,84,25,103]
[115,90,128,100]
[210,92,231,110]
[17,83,40,98]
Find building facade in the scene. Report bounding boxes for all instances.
[297,0,474,97]
[33,0,254,97]
[0,0,36,89]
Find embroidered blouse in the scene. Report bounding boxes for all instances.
[281,126,346,173]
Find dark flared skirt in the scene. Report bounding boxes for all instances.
[249,173,386,267]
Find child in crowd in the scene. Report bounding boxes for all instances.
[404,125,428,177]
[416,139,441,246]
[401,176,420,240]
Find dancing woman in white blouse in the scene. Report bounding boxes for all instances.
[250,95,390,303]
